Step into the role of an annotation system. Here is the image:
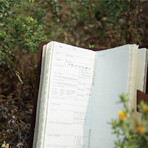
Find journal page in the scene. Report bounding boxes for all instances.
[42,42,96,148]
[35,43,54,148]
[33,45,47,148]
[87,45,133,148]
[134,47,147,109]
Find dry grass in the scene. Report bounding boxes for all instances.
[0,52,37,147]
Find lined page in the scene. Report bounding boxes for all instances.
[36,43,54,148]
[134,48,147,108]
[43,42,95,148]
[135,48,147,92]
[87,45,131,147]
[33,45,47,148]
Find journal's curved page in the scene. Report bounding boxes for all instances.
[33,45,46,148]
[34,42,54,148]
[43,42,96,148]
[87,45,132,147]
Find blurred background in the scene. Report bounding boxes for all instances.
[0,0,147,147]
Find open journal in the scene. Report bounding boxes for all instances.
[32,41,147,148]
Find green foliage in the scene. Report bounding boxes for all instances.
[0,0,46,66]
[38,0,146,47]
[89,44,95,48]
[110,94,148,148]
[103,0,130,23]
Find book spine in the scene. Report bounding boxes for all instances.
[36,42,54,148]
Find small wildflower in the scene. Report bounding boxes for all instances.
[143,105,148,113]
[136,125,145,134]
[120,93,125,99]
[120,93,126,102]
[1,141,9,148]
[118,110,126,121]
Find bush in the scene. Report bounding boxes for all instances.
[0,0,46,66]
[110,94,148,148]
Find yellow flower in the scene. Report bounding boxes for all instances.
[118,110,126,121]
[1,141,9,148]
[143,105,148,112]
[136,125,145,134]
